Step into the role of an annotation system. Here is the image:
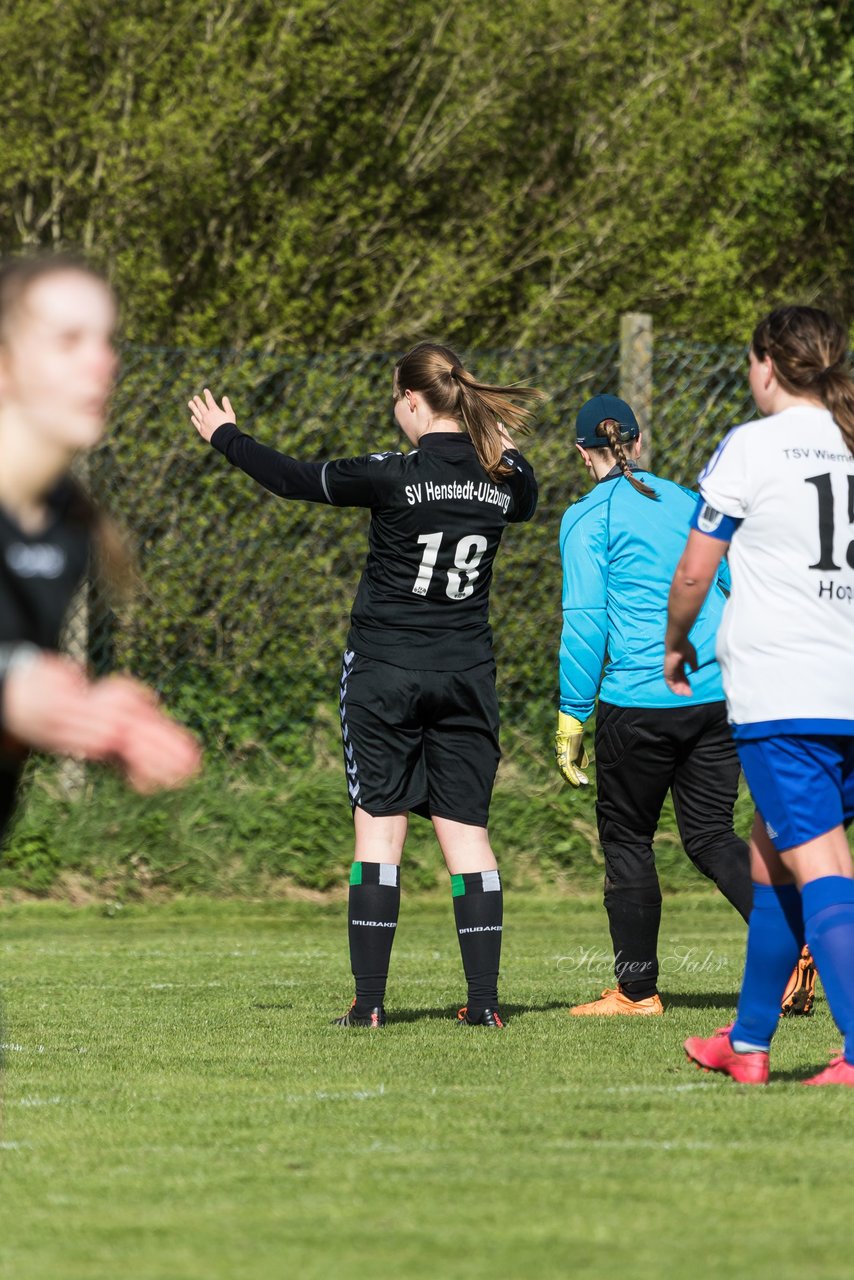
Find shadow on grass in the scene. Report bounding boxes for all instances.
[770,1065,829,1084]
[387,1001,569,1024]
[660,991,740,1009]
[255,994,744,1017]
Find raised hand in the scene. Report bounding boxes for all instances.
[188,389,237,442]
[86,675,202,793]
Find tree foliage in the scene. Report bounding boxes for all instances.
[0,0,851,347]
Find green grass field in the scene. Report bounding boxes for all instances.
[0,894,850,1280]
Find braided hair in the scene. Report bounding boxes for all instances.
[595,419,658,499]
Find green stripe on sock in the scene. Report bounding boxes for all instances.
[450,874,466,898]
[349,862,364,886]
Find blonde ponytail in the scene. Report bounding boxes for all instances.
[394,342,544,482]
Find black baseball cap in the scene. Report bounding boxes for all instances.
[575,394,640,448]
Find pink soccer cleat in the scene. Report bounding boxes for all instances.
[684,1024,769,1085]
[803,1054,854,1086]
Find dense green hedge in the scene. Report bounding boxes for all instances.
[8,334,762,901]
[93,343,621,769]
[1,754,758,901]
[89,337,751,775]
[6,3,854,349]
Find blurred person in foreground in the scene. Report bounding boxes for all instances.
[0,253,200,843]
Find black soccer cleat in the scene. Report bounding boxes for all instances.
[332,999,386,1028]
[457,1005,505,1028]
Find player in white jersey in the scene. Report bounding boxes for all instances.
[665,305,854,1085]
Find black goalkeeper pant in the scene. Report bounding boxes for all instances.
[594,700,752,999]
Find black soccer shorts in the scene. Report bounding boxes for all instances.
[338,649,501,827]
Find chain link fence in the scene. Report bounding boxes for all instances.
[68,325,750,782]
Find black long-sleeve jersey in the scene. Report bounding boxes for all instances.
[211,423,538,670]
[0,481,90,654]
[0,480,91,832]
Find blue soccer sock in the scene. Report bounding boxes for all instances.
[802,876,854,1064]
[730,883,804,1053]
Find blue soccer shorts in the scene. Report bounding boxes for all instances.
[736,733,854,851]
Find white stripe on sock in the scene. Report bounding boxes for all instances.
[730,1039,769,1054]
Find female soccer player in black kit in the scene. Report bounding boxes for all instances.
[0,254,200,843]
[189,344,540,1027]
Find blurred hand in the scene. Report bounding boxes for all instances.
[555,711,589,787]
[3,653,113,758]
[188,389,236,442]
[663,638,698,696]
[2,657,201,791]
[87,676,202,792]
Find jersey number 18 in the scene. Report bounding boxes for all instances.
[412,532,488,600]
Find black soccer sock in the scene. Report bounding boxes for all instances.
[603,875,662,1001]
[348,862,400,1013]
[451,869,503,1011]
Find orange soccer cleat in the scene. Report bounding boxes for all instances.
[684,1024,769,1085]
[569,986,664,1016]
[802,1054,854,1087]
[781,945,817,1016]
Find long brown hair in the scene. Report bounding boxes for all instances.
[594,418,658,499]
[0,252,134,597]
[393,341,544,481]
[752,306,854,455]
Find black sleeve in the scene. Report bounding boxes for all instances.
[210,423,329,503]
[210,424,380,508]
[321,455,380,508]
[503,450,538,523]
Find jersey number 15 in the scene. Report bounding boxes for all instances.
[805,473,854,570]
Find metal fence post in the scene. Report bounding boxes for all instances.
[620,312,653,470]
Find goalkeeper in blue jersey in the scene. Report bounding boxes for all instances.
[555,394,758,1016]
